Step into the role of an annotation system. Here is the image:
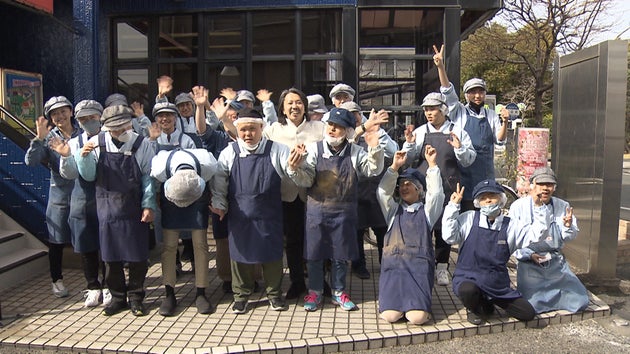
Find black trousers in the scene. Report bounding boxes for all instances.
[105,261,148,303]
[48,243,65,282]
[353,226,387,267]
[81,251,103,289]
[283,197,306,285]
[457,281,536,321]
[432,212,452,264]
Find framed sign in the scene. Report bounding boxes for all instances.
[515,127,549,195]
[0,68,43,132]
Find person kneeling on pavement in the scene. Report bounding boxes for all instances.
[151,148,218,316]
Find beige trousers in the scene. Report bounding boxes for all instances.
[162,229,208,288]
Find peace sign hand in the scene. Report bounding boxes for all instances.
[432,44,445,68]
[450,183,464,204]
[563,207,573,227]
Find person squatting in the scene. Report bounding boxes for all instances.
[26,74,587,325]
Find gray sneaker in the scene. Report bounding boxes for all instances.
[52,280,69,298]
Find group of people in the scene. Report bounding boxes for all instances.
[24,43,588,325]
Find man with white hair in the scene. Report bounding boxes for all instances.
[75,105,157,317]
[210,108,309,314]
[402,92,476,286]
[510,167,588,314]
[321,83,358,122]
[442,179,539,325]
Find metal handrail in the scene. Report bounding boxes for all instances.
[0,104,37,138]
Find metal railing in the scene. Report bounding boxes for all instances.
[0,104,37,138]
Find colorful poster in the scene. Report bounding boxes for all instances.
[516,128,549,195]
[1,68,43,132]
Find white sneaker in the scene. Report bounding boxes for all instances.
[436,264,450,286]
[52,280,69,298]
[102,289,112,307]
[83,289,102,307]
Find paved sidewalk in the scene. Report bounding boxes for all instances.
[0,242,610,353]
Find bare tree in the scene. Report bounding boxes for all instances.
[494,0,613,126]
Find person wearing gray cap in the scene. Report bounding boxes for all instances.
[321,83,358,123]
[75,104,157,316]
[25,96,81,299]
[307,94,328,121]
[52,99,109,307]
[220,87,278,125]
[104,93,152,138]
[402,92,477,287]
[150,147,218,316]
[442,179,540,325]
[291,107,385,312]
[509,167,588,314]
[433,45,510,211]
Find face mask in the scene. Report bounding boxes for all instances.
[237,138,259,151]
[79,120,101,136]
[480,203,502,218]
[116,129,133,143]
[325,134,346,147]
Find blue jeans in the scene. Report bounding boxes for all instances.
[306,259,347,293]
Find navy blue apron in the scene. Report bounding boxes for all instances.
[305,141,359,261]
[95,133,149,262]
[178,116,203,148]
[379,204,434,312]
[453,211,521,299]
[227,141,283,264]
[68,133,100,253]
[419,123,460,199]
[45,127,80,244]
[159,150,210,230]
[356,137,389,229]
[460,111,494,200]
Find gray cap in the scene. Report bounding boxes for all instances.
[236,90,255,103]
[421,92,447,107]
[530,167,557,184]
[307,94,328,114]
[101,105,133,131]
[463,78,487,93]
[339,101,361,113]
[164,169,206,208]
[44,96,73,118]
[152,102,179,118]
[174,92,194,106]
[329,83,356,99]
[74,100,104,119]
[104,93,128,108]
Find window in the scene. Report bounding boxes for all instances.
[302,10,342,54]
[158,15,198,58]
[116,21,149,59]
[116,69,149,107]
[252,11,295,56]
[207,14,244,57]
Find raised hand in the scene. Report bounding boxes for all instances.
[563,207,573,227]
[447,131,461,149]
[404,124,416,144]
[80,141,96,157]
[49,136,71,157]
[211,97,228,120]
[450,183,464,204]
[192,86,209,108]
[148,122,161,141]
[424,144,437,167]
[288,144,307,170]
[391,150,407,171]
[220,87,237,101]
[433,44,445,68]
[131,101,145,118]
[35,116,50,140]
[157,75,173,98]
[256,89,273,103]
[366,109,389,132]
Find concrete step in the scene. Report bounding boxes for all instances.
[0,224,48,292]
[0,230,26,258]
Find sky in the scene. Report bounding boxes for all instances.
[589,0,630,43]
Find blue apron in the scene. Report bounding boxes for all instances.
[227,142,283,264]
[68,134,100,253]
[305,141,359,261]
[178,116,203,148]
[95,133,149,262]
[159,150,210,230]
[45,127,80,244]
[379,204,434,312]
[453,212,521,299]
[461,111,494,200]
[516,201,588,313]
[356,137,389,229]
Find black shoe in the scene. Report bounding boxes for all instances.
[130,300,146,316]
[181,246,193,262]
[253,281,261,293]
[222,281,233,294]
[353,266,371,280]
[175,261,183,277]
[232,300,248,314]
[285,281,307,300]
[102,300,128,316]
[196,294,214,314]
[481,300,495,317]
[323,281,332,297]
[159,294,177,317]
[467,309,483,325]
[269,297,287,311]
